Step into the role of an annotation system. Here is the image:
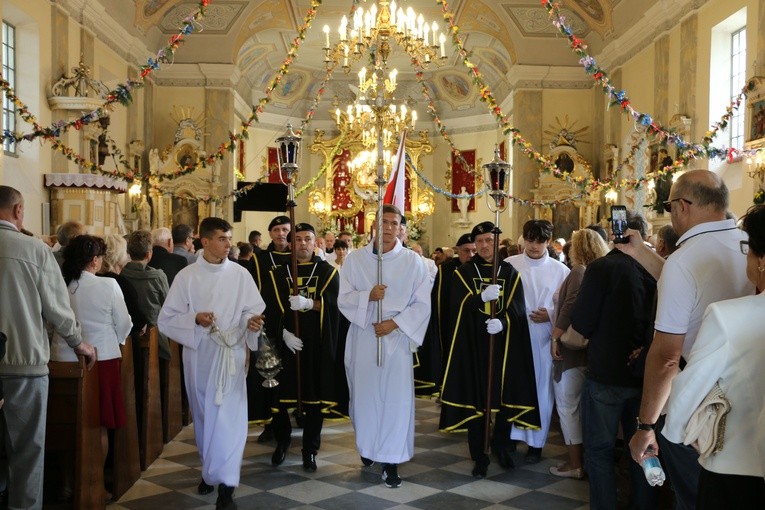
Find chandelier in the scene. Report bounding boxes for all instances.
[308,0,440,228]
[322,0,448,71]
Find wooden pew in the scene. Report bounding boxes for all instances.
[180,344,192,426]
[112,335,141,499]
[139,326,163,470]
[161,339,183,443]
[46,356,104,510]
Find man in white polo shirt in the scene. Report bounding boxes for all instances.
[618,169,753,510]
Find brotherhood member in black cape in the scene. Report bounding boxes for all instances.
[262,223,348,472]
[439,221,541,478]
[247,215,292,437]
[414,233,475,397]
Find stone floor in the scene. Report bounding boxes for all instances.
[105,399,590,510]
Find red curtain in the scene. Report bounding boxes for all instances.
[331,150,354,212]
[267,147,284,183]
[451,150,476,212]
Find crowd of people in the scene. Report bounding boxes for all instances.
[1,167,764,509]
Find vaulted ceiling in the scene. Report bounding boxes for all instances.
[113,1,659,120]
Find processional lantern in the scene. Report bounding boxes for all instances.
[483,145,511,210]
[276,122,302,185]
[479,144,511,455]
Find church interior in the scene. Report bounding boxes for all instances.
[2,0,764,249]
[2,0,765,508]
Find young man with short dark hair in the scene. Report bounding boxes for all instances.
[339,205,431,488]
[159,217,265,509]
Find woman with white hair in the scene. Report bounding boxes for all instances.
[98,234,148,337]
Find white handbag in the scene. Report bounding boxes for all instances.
[683,380,731,458]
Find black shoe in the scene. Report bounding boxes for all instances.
[271,442,289,465]
[525,446,542,464]
[257,424,274,443]
[302,449,317,472]
[472,453,490,478]
[361,456,374,467]
[198,480,215,495]
[381,463,401,488]
[215,484,235,509]
[507,439,518,453]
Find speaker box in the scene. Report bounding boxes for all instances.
[233,182,288,222]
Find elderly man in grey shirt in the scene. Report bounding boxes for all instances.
[0,186,96,509]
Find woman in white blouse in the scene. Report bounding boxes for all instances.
[52,234,132,499]
[662,204,765,507]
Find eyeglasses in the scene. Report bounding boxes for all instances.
[740,240,749,255]
[663,197,693,212]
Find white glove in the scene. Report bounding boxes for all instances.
[480,284,500,302]
[289,295,314,311]
[486,318,503,335]
[282,329,303,353]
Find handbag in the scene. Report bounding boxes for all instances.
[683,380,731,458]
[559,325,588,350]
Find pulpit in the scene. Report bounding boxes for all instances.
[45,173,128,236]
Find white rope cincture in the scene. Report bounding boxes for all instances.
[208,321,245,406]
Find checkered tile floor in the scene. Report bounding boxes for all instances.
[106,399,590,510]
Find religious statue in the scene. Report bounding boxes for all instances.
[138,196,152,230]
[149,148,162,175]
[458,186,470,222]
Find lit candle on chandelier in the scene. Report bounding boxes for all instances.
[340,15,348,42]
[323,25,330,48]
[439,33,446,58]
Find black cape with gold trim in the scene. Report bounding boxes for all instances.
[263,256,348,420]
[247,244,291,423]
[414,257,460,397]
[439,254,540,432]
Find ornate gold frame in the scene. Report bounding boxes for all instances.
[309,129,434,223]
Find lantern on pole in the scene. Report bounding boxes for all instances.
[276,122,304,416]
[479,145,511,454]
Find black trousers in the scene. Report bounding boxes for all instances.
[697,467,765,509]
[467,414,511,461]
[272,404,324,453]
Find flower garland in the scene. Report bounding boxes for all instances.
[37,0,323,184]
[154,130,344,204]
[295,134,346,197]
[435,0,565,176]
[50,133,140,180]
[405,152,588,207]
[542,0,757,169]
[298,57,338,135]
[434,0,761,201]
[171,0,323,178]
[3,0,213,145]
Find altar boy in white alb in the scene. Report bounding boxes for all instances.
[339,205,431,488]
[507,219,570,463]
[159,217,265,509]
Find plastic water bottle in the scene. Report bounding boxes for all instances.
[641,452,666,487]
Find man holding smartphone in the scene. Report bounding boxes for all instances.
[619,170,752,509]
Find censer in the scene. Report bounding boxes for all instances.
[254,327,282,388]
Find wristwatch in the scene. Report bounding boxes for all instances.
[636,417,656,431]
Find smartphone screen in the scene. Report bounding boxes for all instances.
[610,205,628,243]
